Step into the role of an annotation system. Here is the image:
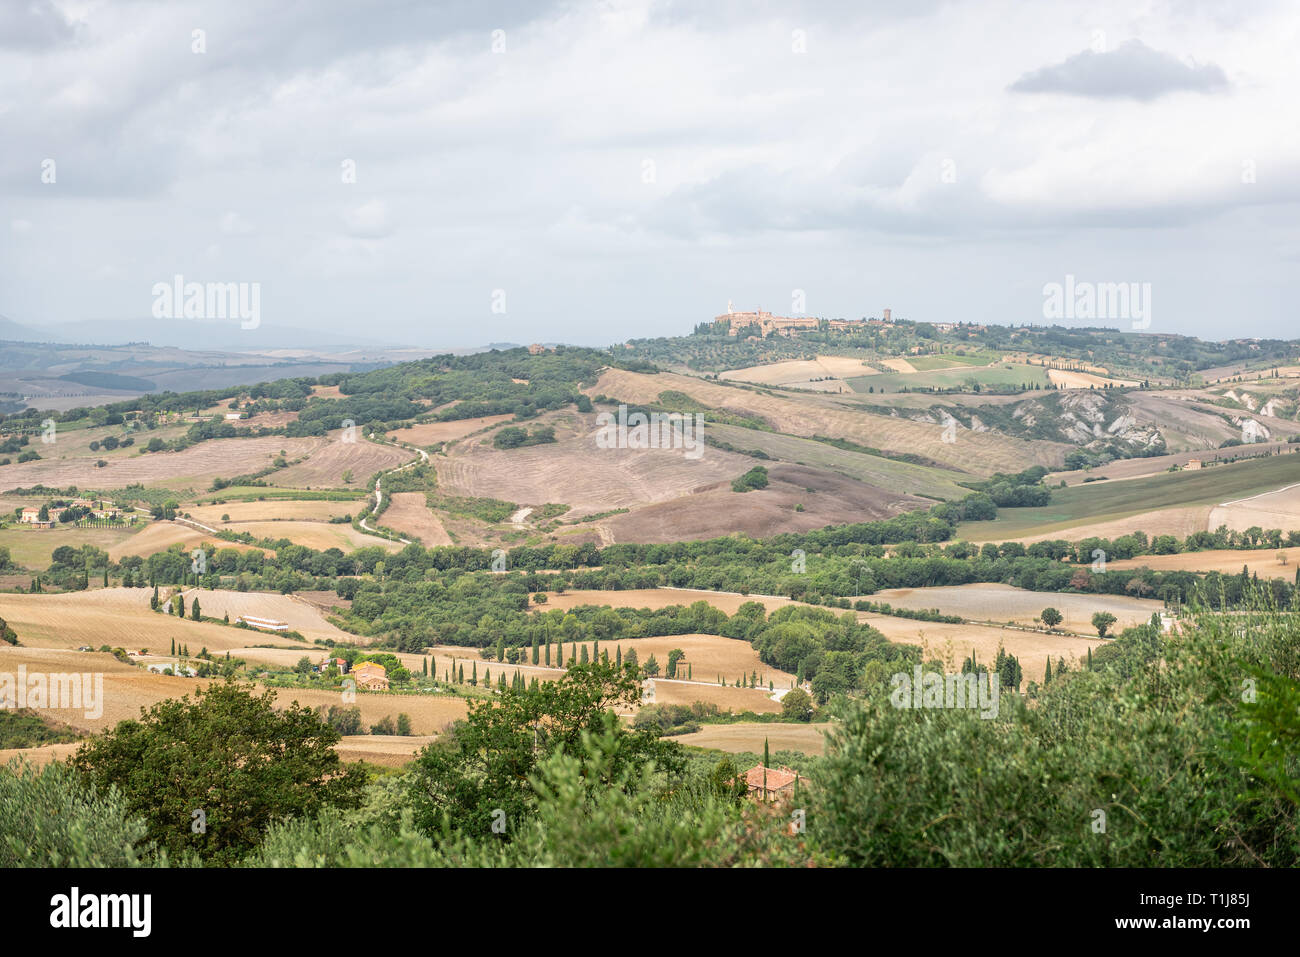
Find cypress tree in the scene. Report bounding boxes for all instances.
[545,640,552,667]
[764,737,770,768]
[616,646,622,668]
[556,642,562,667]
[1044,659,1052,685]
[580,645,589,664]
[531,638,539,665]
[471,661,477,686]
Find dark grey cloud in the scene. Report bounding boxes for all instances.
[1009,39,1228,100]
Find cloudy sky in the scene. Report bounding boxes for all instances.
[2,0,1297,349]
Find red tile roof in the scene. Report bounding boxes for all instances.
[742,764,801,791]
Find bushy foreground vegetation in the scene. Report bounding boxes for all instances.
[4,594,1296,867]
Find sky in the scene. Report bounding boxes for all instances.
[1,0,1297,349]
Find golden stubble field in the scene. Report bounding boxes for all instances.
[0,644,466,740]
[0,435,325,490]
[1102,548,1298,579]
[668,722,831,756]
[1209,483,1300,533]
[272,433,415,487]
[381,492,453,545]
[435,412,753,517]
[107,522,274,560]
[387,415,514,446]
[870,583,1162,631]
[186,498,368,524]
[0,587,361,654]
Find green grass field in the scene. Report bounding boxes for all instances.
[957,452,1300,540]
[0,523,141,569]
[848,362,1052,394]
[906,350,1002,371]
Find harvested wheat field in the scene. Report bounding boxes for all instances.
[0,742,81,768]
[387,415,513,446]
[590,369,1066,476]
[175,588,358,644]
[598,464,927,543]
[0,588,322,655]
[519,634,797,689]
[1209,483,1300,533]
[187,498,367,525]
[861,614,1104,688]
[224,520,402,552]
[667,722,830,755]
[0,644,211,731]
[720,356,875,390]
[880,357,918,374]
[1048,369,1141,389]
[645,680,782,713]
[381,492,453,545]
[437,412,753,517]
[272,434,414,488]
[336,734,434,766]
[0,435,324,491]
[870,583,1162,631]
[1101,549,1299,579]
[0,643,467,737]
[249,687,468,736]
[421,644,783,714]
[108,522,273,560]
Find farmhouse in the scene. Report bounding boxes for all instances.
[352,661,389,690]
[19,507,54,528]
[147,661,198,677]
[739,764,804,802]
[237,615,290,632]
[1185,458,1203,471]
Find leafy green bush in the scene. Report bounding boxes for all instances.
[0,759,149,867]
